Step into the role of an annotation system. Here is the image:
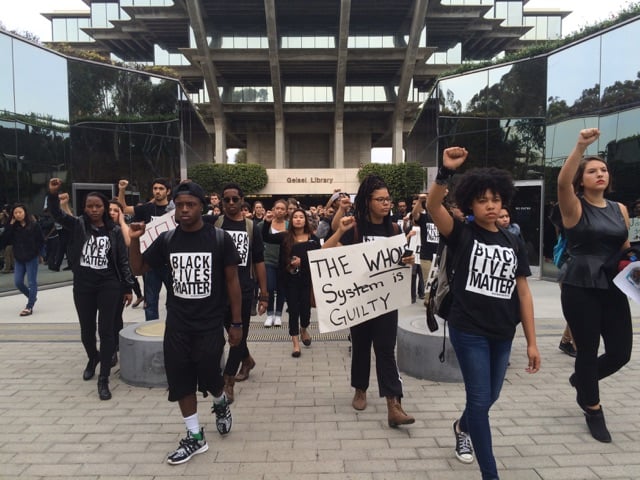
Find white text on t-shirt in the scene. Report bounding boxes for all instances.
[170,252,212,299]
[466,240,517,299]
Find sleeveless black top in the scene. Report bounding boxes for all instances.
[560,198,627,289]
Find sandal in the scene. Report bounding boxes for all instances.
[19,308,33,317]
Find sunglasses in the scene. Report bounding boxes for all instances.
[223,196,241,204]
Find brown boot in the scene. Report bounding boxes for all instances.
[386,396,414,427]
[235,355,256,382]
[352,388,367,411]
[223,374,235,404]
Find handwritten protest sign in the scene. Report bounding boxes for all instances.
[139,210,177,253]
[308,234,412,333]
[614,261,640,305]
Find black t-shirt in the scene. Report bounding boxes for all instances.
[417,212,439,259]
[446,220,530,340]
[133,202,170,224]
[73,224,118,287]
[339,220,398,245]
[143,224,240,332]
[218,216,265,293]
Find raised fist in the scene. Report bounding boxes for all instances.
[118,179,129,190]
[577,128,600,147]
[49,178,62,194]
[442,147,468,170]
[59,193,70,204]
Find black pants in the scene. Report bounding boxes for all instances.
[350,310,403,398]
[223,293,252,376]
[561,284,632,406]
[285,274,311,336]
[73,280,121,378]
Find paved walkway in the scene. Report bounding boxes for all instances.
[1,280,639,479]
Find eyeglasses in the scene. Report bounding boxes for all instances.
[223,196,241,204]
[371,197,392,204]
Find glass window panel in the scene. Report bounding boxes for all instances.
[301,37,314,48]
[13,41,69,123]
[547,17,561,40]
[247,37,262,48]
[369,36,383,48]
[91,4,108,28]
[438,70,488,116]
[234,36,247,48]
[507,1,522,26]
[52,19,67,41]
[106,3,120,22]
[0,34,14,113]
[494,2,507,21]
[600,20,640,112]
[486,58,546,118]
[547,37,601,123]
[438,117,488,169]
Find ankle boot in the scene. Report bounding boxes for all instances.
[352,388,367,411]
[83,353,100,381]
[386,396,415,427]
[235,355,256,382]
[97,376,112,401]
[223,374,235,404]
[585,406,612,443]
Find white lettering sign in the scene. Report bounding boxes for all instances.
[308,235,411,333]
[139,211,178,253]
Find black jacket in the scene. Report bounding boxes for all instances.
[46,193,134,292]
[0,221,44,262]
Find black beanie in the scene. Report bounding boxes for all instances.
[173,181,207,206]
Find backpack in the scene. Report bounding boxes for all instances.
[426,225,519,362]
[553,232,569,268]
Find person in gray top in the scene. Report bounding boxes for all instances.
[557,128,632,443]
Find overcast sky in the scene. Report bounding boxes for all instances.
[1,0,634,42]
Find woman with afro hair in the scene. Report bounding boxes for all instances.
[426,148,540,480]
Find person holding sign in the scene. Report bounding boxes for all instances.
[129,181,243,465]
[323,174,415,428]
[557,129,632,443]
[426,149,540,480]
[47,178,134,401]
[262,208,321,357]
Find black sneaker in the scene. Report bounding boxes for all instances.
[559,341,577,357]
[167,429,208,465]
[212,393,232,435]
[453,420,474,464]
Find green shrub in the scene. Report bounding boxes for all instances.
[187,163,268,194]
[358,162,425,203]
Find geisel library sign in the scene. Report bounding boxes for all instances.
[261,168,361,195]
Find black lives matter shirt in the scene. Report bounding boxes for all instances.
[218,217,265,295]
[445,220,530,340]
[143,224,240,332]
[73,225,118,287]
[417,211,439,260]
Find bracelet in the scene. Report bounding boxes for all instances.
[230,323,243,328]
[435,166,455,185]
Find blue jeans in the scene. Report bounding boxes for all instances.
[14,256,39,309]
[449,325,512,480]
[143,265,172,321]
[266,264,285,315]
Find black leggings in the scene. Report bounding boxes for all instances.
[285,275,311,337]
[561,284,632,406]
[73,281,121,378]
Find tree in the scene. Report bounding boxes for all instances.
[235,149,247,164]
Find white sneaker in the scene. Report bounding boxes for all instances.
[273,315,282,327]
[264,314,274,328]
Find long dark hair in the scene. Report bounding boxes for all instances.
[281,208,313,262]
[83,192,115,229]
[353,174,395,238]
[572,156,613,195]
[11,203,34,228]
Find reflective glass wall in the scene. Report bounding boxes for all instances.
[431,17,640,279]
[0,31,209,292]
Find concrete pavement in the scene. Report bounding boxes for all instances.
[1,280,640,479]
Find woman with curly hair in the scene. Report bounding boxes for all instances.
[557,129,632,443]
[262,208,320,357]
[427,148,540,480]
[323,174,415,428]
[0,203,44,316]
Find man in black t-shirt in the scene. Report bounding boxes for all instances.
[118,178,174,321]
[129,181,242,466]
[213,183,268,402]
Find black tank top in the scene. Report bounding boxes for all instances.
[560,198,627,289]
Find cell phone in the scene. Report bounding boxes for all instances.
[399,249,413,265]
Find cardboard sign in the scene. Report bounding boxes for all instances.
[308,234,412,333]
[139,210,177,253]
